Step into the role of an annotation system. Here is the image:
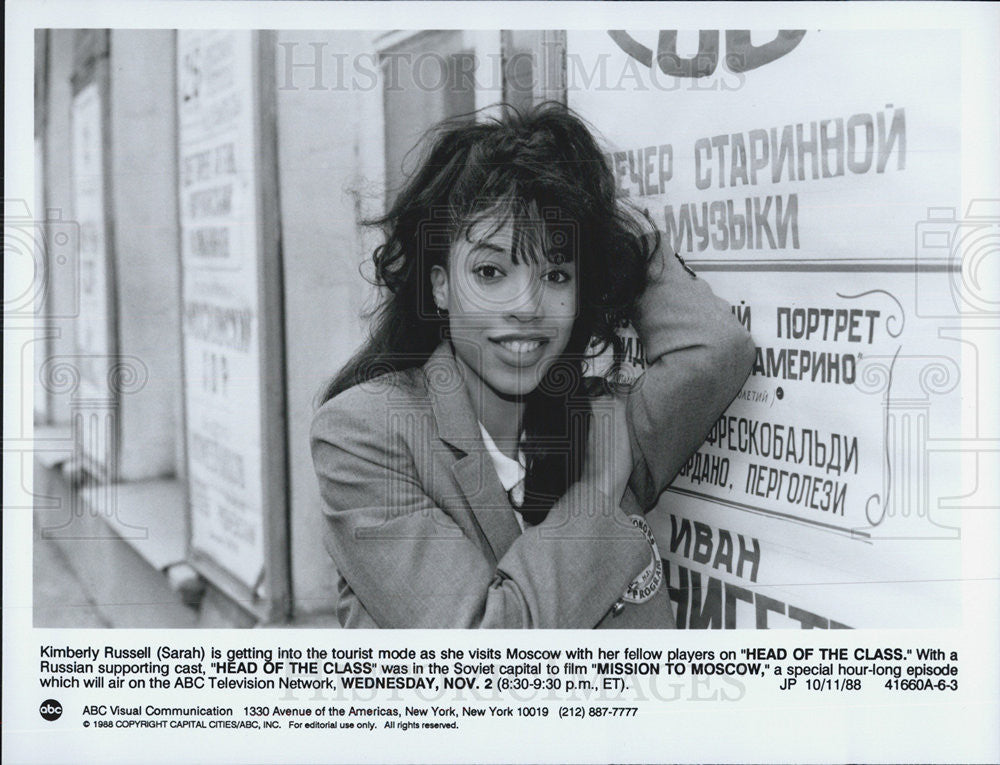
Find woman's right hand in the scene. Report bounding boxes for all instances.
[582,395,633,506]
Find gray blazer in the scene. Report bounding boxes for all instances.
[311,240,755,628]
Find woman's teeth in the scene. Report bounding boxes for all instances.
[498,339,543,353]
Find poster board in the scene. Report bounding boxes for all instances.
[70,77,117,479]
[568,29,964,627]
[176,29,288,620]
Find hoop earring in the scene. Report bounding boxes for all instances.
[436,305,448,319]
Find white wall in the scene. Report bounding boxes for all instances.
[274,30,384,617]
[109,30,183,480]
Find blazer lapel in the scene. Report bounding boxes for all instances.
[425,344,522,564]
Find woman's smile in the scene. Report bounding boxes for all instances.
[489,334,550,365]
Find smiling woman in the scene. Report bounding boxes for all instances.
[311,103,755,628]
[430,209,579,441]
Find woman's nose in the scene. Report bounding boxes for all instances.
[506,272,544,321]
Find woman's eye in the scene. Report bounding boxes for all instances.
[543,269,572,284]
[472,264,504,280]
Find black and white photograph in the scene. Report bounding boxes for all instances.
[25,25,971,629]
[5,2,999,763]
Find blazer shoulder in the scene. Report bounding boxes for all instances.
[310,367,430,446]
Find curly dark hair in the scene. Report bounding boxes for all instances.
[320,102,659,518]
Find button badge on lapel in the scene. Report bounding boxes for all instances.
[614,515,664,616]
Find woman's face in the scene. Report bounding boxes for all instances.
[431,212,578,399]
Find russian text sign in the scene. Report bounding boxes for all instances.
[569,29,963,627]
[177,30,266,588]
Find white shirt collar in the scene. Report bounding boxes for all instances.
[477,422,526,511]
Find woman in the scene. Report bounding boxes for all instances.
[311,103,755,628]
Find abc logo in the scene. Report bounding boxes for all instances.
[39,699,63,721]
